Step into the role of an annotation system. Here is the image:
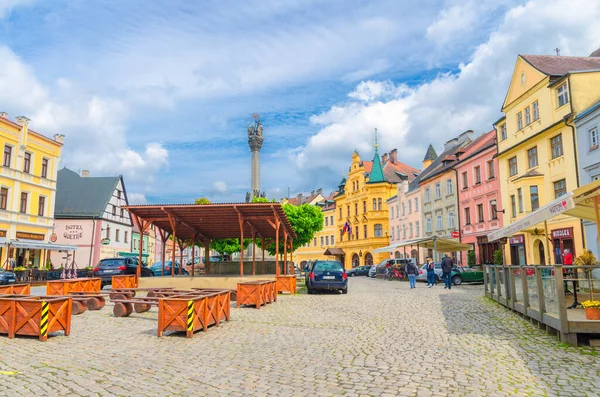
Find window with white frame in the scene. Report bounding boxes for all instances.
[408,200,412,213]
[589,127,599,150]
[464,207,471,225]
[533,101,539,121]
[528,146,538,168]
[414,198,418,211]
[474,166,481,184]
[390,207,394,219]
[391,227,395,240]
[557,83,569,107]
[435,183,441,199]
[554,179,567,198]
[402,202,405,216]
[517,112,523,130]
[436,215,442,230]
[409,223,413,238]
[402,226,406,239]
[446,179,452,195]
[425,188,430,202]
[374,224,383,237]
[426,217,432,232]
[448,212,454,229]
[500,124,507,140]
[462,172,468,189]
[509,156,518,176]
[415,221,420,237]
[487,160,495,179]
[525,106,531,126]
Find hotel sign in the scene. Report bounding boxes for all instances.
[509,235,524,245]
[551,228,573,239]
[16,231,45,241]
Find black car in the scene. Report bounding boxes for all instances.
[346,265,371,277]
[305,260,348,294]
[93,257,154,286]
[0,268,16,285]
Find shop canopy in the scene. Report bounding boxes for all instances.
[323,248,345,256]
[373,237,472,253]
[0,240,78,251]
[488,179,600,242]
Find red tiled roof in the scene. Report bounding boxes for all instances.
[521,55,600,77]
[382,159,420,183]
[362,161,373,173]
[458,130,496,159]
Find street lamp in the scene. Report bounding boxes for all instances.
[490,199,505,215]
[359,250,363,257]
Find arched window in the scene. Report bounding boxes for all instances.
[374,224,383,237]
[394,251,401,258]
[364,252,373,266]
[377,198,382,210]
[352,253,360,267]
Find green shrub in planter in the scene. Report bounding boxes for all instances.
[494,250,504,266]
[467,251,477,268]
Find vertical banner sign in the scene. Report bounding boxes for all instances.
[40,301,49,337]
[187,300,194,332]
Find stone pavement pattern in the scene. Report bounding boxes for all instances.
[1,278,600,396]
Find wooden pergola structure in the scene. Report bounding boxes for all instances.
[122,203,296,278]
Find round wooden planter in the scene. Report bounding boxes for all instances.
[584,307,600,320]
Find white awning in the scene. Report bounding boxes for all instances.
[372,238,437,254]
[7,240,78,251]
[487,192,576,242]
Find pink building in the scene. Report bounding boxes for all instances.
[455,131,503,265]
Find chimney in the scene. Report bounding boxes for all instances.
[53,134,65,144]
[444,138,459,151]
[389,148,397,164]
[381,153,389,164]
[317,188,323,195]
[458,130,474,144]
[81,170,90,177]
[0,112,7,119]
[15,116,30,146]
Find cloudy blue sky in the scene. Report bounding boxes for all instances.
[1,0,599,204]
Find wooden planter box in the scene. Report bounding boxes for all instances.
[46,278,102,296]
[0,296,72,341]
[111,275,138,289]
[157,291,231,338]
[237,281,277,309]
[0,284,31,295]
[276,275,297,295]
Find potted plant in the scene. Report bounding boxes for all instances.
[467,251,477,268]
[581,300,600,320]
[574,249,598,266]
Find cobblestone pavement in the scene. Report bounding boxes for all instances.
[1,278,600,396]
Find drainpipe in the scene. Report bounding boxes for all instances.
[452,168,463,264]
[89,217,97,267]
[564,114,587,250]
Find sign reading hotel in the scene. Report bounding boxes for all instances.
[63,224,84,240]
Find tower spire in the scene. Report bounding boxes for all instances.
[368,128,385,184]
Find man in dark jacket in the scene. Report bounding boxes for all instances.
[441,254,454,289]
[405,261,419,289]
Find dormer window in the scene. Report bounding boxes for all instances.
[557,83,569,107]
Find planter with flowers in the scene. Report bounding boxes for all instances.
[581,300,600,320]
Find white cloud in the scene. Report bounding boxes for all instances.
[212,181,228,194]
[426,2,479,45]
[128,193,147,205]
[294,0,600,188]
[0,46,169,190]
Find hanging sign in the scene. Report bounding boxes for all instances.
[101,238,111,245]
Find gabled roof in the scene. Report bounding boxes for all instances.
[368,147,385,183]
[409,139,471,190]
[521,55,600,77]
[574,99,600,122]
[514,169,544,181]
[454,130,496,162]
[55,168,122,218]
[423,144,438,161]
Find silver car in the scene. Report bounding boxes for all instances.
[368,265,377,278]
[415,263,443,283]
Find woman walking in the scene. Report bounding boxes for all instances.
[425,257,436,287]
[405,260,419,289]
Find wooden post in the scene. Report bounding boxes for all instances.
[191,238,196,278]
[521,266,529,309]
[204,240,211,274]
[166,213,178,278]
[290,238,293,274]
[130,214,151,279]
[158,229,168,276]
[251,231,256,276]
[238,210,244,277]
[535,266,545,314]
[284,231,288,275]
[261,237,265,275]
[275,220,280,276]
[178,239,184,276]
[483,265,489,296]
[554,264,569,334]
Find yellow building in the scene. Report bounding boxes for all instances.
[495,54,600,265]
[0,113,64,268]
[293,192,337,267]
[334,147,420,269]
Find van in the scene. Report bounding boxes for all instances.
[374,258,418,278]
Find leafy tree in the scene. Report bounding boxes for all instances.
[257,203,324,255]
[194,197,211,205]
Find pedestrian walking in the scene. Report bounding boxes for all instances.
[441,254,454,289]
[425,257,436,287]
[405,260,418,289]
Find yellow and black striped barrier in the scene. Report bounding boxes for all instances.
[40,301,49,338]
[187,300,194,332]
